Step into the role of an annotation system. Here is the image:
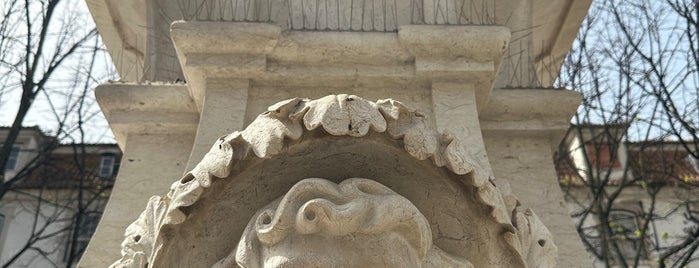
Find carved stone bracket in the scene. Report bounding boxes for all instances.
[111,94,556,268]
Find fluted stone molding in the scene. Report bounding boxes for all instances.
[111,94,557,268]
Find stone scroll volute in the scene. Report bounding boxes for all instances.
[111,95,557,268]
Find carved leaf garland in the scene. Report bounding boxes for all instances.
[110,94,556,268]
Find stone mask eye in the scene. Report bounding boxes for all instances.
[258,211,273,226]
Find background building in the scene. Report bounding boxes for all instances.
[0,127,120,267]
[555,124,699,267]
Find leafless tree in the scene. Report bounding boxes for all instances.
[0,0,114,190]
[1,145,115,268]
[555,0,699,267]
[0,0,116,267]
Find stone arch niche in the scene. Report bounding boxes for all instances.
[112,95,556,268]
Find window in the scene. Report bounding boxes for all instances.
[98,154,116,178]
[582,201,650,264]
[5,145,20,170]
[608,207,649,261]
[64,213,101,263]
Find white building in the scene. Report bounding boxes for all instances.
[556,124,699,267]
[0,127,120,267]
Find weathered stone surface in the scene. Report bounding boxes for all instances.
[111,95,556,268]
[87,0,592,87]
[82,2,595,265]
[215,178,472,268]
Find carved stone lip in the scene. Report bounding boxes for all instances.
[112,94,555,268]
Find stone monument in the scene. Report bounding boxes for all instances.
[81,0,593,267]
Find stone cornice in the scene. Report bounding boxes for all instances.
[480,88,582,142]
[95,82,198,148]
[171,22,509,112]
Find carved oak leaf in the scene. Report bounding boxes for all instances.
[517,209,558,268]
[442,134,490,188]
[190,133,238,187]
[301,94,386,137]
[377,99,439,160]
[111,196,168,268]
[243,98,305,157]
[443,136,475,175]
[164,179,204,226]
[476,180,512,225]
[403,125,441,160]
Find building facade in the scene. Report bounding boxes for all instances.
[0,127,120,267]
[555,124,699,267]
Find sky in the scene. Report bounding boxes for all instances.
[555,0,698,142]
[0,0,117,144]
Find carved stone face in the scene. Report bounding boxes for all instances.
[262,233,421,267]
[213,178,470,268]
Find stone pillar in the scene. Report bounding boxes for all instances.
[78,83,198,267]
[481,88,590,266]
[185,79,249,170]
